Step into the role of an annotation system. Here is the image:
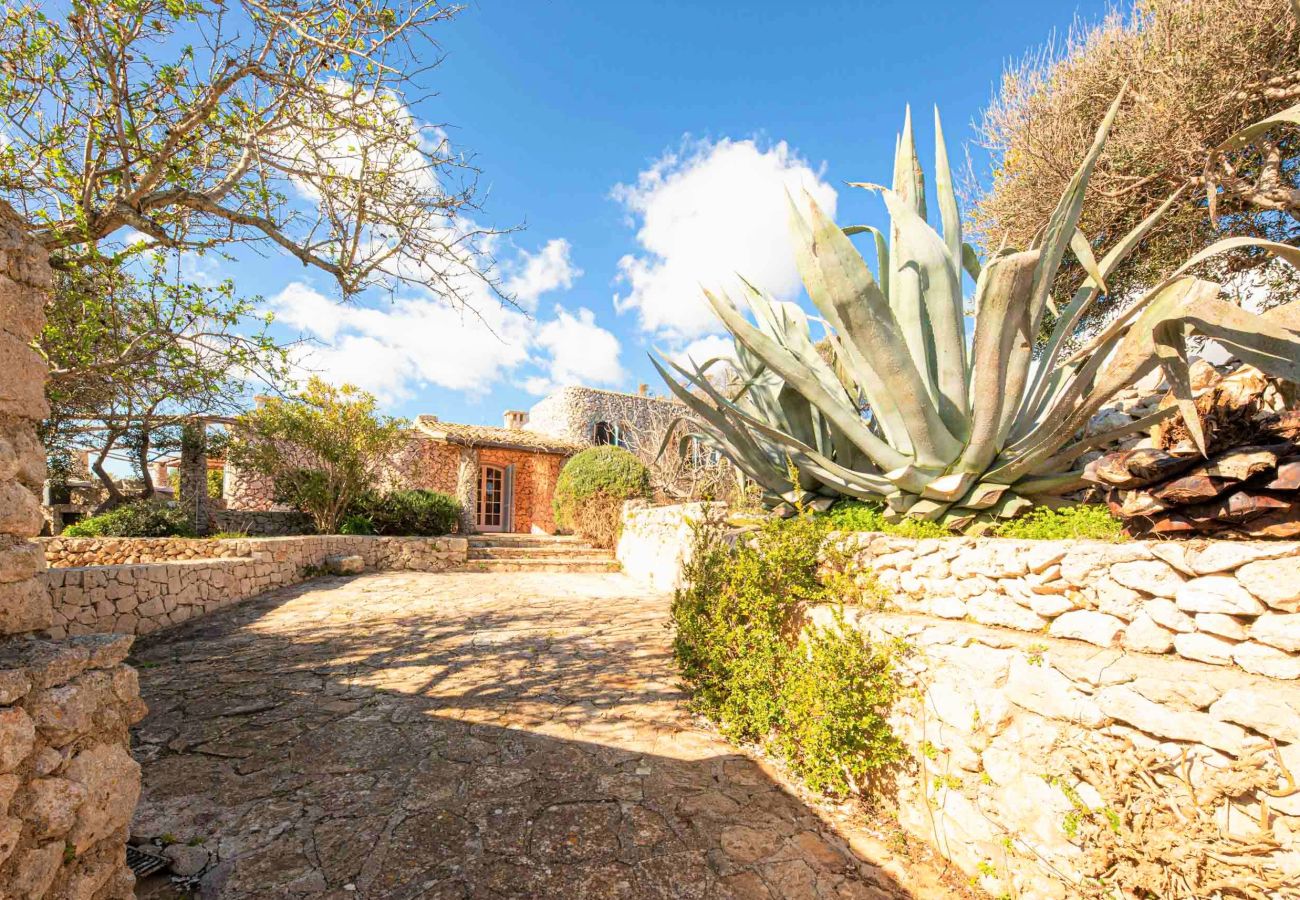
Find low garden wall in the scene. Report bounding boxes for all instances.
[616,500,725,591]
[619,504,1300,898]
[39,535,468,638]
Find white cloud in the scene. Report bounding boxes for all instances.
[525,306,626,396]
[612,137,837,340]
[505,239,582,310]
[671,334,736,370]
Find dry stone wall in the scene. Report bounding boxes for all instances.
[837,533,1300,677]
[40,535,468,638]
[0,203,142,898]
[617,504,1300,897]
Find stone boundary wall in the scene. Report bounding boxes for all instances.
[616,501,725,592]
[0,203,141,896]
[616,505,1300,896]
[836,532,1300,678]
[40,535,468,638]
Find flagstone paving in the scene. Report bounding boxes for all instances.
[130,571,962,899]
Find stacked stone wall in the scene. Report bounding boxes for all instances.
[616,501,726,591]
[617,504,1300,896]
[39,535,469,638]
[0,203,142,898]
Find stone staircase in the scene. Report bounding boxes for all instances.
[459,534,621,573]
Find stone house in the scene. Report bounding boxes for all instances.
[221,385,690,535]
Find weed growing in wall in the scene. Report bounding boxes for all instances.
[671,509,903,796]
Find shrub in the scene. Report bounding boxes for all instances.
[553,447,651,548]
[63,500,195,538]
[821,501,952,539]
[992,505,1127,541]
[349,489,459,536]
[672,510,902,796]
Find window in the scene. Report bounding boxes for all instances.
[593,421,616,446]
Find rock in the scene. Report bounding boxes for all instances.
[927,596,967,619]
[1095,581,1144,619]
[164,843,210,877]
[0,707,35,772]
[1232,643,1300,680]
[1175,576,1266,615]
[1122,613,1175,654]
[64,744,142,853]
[1028,593,1076,618]
[1059,544,1151,587]
[1005,657,1107,727]
[0,815,19,867]
[1238,557,1300,612]
[1173,631,1239,666]
[1209,688,1300,743]
[1130,677,1220,710]
[1096,685,1248,754]
[1109,559,1184,599]
[1143,598,1196,633]
[1049,610,1126,648]
[325,554,364,576]
[20,777,87,839]
[1194,613,1249,641]
[1188,542,1291,575]
[26,671,112,747]
[1251,613,1300,653]
[7,841,63,899]
[966,595,1049,632]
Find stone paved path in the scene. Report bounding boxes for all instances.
[130,572,959,899]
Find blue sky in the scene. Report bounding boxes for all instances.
[236,0,1112,427]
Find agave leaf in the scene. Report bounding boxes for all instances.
[961,243,982,284]
[958,250,1039,475]
[1034,405,1176,474]
[933,107,963,274]
[872,185,969,438]
[842,223,891,298]
[791,194,960,465]
[956,481,1010,510]
[1151,319,1205,455]
[920,471,976,502]
[1069,228,1107,295]
[894,105,927,222]
[1014,471,1089,497]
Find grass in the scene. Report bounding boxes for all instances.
[817,499,1127,542]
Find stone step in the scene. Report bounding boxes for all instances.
[468,544,605,559]
[467,533,586,546]
[457,557,622,574]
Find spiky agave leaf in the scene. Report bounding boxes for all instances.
[655,98,1300,525]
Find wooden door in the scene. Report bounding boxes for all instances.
[477,465,505,532]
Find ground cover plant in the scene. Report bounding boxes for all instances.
[990,504,1126,541]
[671,509,903,795]
[656,97,1300,529]
[553,446,652,548]
[62,500,194,538]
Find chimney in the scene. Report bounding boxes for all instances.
[637,383,648,397]
[504,410,528,430]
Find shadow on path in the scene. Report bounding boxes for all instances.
[129,571,948,899]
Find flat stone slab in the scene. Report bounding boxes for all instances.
[131,571,963,898]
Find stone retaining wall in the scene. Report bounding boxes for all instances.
[836,532,1300,678]
[617,504,1300,896]
[40,535,468,638]
[616,501,725,592]
[0,203,140,896]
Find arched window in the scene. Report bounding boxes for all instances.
[593,421,616,446]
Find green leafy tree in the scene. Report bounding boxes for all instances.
[228,378,406,533]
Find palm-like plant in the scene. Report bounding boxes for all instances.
[655,93,1300,526]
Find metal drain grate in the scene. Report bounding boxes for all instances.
[126,845,170,878]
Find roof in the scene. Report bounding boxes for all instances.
[413,415,584,454]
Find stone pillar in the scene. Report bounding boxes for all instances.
[0,203,143,898]
[179,420,211,535]
[454,446,479,535]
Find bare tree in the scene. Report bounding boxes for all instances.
[618,402,739,504]
[968,0,1300,329]
[0,0,502,304]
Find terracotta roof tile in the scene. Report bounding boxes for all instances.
[413,415,583,454]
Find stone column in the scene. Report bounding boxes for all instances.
[179,420,211,535]
[454,446,479,535]
[0,203,143,898]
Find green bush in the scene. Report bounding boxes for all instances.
[991,504,1127,541]
[672,511,902,796]
[553,446,651,548]
[348,489,459,536]
[63,500,195,538]
[821,501,952,539]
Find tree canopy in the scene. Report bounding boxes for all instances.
[969,0,1300,329]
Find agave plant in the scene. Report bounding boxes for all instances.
[655,93,1300,526]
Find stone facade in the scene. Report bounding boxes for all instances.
[39,535,468,638]
[527,385,680,452]
[0,203,141,898]
[616,504,1300,897]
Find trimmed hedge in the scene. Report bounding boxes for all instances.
[553,446,651,548]
[346,489,460,536]
[62,500,195,538]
